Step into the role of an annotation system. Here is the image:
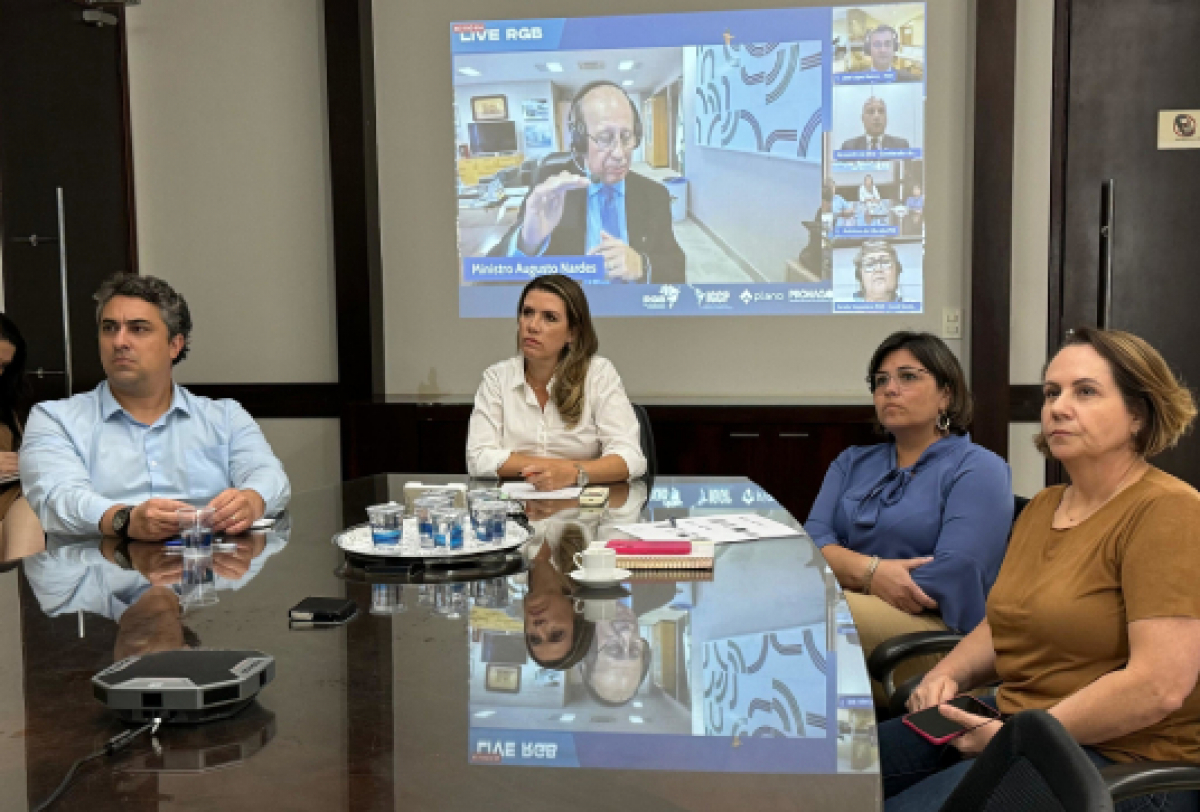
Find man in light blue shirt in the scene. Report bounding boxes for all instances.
[21,273,290,540]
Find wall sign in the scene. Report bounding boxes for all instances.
[1158,110,1200,150]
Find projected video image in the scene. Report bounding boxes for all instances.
[452,4,926,317]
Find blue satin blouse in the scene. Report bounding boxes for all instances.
[805,433,1012,633]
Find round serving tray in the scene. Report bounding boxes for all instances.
[333,518,528,560]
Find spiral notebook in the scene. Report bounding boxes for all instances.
[602,540,715,571]
[624,568,714,583]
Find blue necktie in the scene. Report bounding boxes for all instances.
[599,185,620,240]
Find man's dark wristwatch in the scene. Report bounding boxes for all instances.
[111,536,134,570]
[112,506,133,541]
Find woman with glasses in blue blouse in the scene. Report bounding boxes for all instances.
[806,332,1012,700]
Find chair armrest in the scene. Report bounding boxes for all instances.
[886,674,925,719]
[866,630,965,696]
[1102,761,1200,803]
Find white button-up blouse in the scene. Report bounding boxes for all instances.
[466,356,647,480]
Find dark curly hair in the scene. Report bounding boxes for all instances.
[94,273,193,364]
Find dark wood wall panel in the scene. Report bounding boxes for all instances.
[342,402,880,522]
[323,0,385,403]
[969,0,1020,459]
[185,383,342,419]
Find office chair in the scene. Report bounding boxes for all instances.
[494,166,521,188]
[631,403,656,488]
[518,158,538,187]
[939,710,1113,812]
[531,152,577,188]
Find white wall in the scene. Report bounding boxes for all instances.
[123,1,343,489]
[125,0,337,385]
[259,419,343,495]
[1010,0,1053,387]
[1009,422,1045,497]
[119,0,1053,482]
[374,0,974,398]
[1007,0,1055,492]
[680,48,822,282]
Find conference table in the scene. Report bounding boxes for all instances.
[1,474,881,811]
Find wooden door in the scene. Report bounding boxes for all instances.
[1052,0,1200,486]
[649,93,670,168]
[0,0,135,401]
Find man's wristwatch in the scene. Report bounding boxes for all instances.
[575,464,589,488]
[112,506,133,541]
[111,536,134,570]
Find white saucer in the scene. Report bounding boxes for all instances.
[569,568,631,587]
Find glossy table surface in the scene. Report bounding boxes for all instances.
[2,475,880,811]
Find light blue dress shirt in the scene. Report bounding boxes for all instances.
[805,434,1012,633]
[507,180,629,256]
[24,528,290,620]
[20,382,291,536]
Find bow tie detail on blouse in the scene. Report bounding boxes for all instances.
[853,467,917,528]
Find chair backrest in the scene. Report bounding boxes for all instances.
[940,710,1113,812]
[631,403,656,487]
[531,152,578,188]
[494,166,521,188]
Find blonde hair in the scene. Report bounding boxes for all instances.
[516,275,599,428]
[1034,327,1197,459]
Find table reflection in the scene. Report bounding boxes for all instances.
[459,479,879,776]
[23,516,289,630]
[0,476,879,812]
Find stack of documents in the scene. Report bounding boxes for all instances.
[613,514,797,544]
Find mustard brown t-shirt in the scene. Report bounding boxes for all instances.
[988,467,1200,763]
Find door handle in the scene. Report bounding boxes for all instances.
[56,188,73,396]
[9,234,58,247]
[728,432,760,439]
[1098,179,1115,329]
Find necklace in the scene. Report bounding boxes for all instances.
[1060,456,1145,526]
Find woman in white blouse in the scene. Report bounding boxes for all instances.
[466,274,647,491]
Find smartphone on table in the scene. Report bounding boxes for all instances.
[903,695,1001,745]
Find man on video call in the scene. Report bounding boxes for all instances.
[841,96,911,151]
[858,25,921,82]
[492,81,685,284]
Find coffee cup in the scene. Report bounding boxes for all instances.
[572,546,617,578]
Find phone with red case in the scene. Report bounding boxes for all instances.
[903,695,1000,745]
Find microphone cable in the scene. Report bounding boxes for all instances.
[32,716,163,812]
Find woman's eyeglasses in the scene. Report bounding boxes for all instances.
[868,367,932,392]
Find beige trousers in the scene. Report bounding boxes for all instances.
[845,591,950,706]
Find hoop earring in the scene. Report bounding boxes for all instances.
[936,412,951,433]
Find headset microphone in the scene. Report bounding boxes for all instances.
[571,153,604,185]
[567,80,643,187]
